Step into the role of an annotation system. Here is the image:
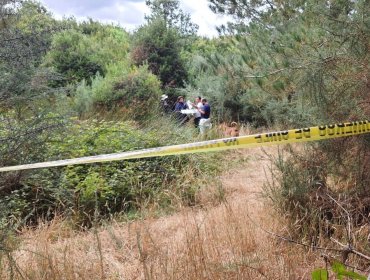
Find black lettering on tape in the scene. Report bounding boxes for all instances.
[336,123,345,135]
[281,131,289,140]
[327,124,335,136]
[357,121,364,132]
[261,131,290,142]
[346,123,353,134]
[255,134,262,143]
[319,126,326,136]
[272,132,280,141]
[263,133,272,142]
[361,120,368,132]
[295,129,302,139]
[353,122,358,133]
[222,138,238,146]
[303,128,311,138]
[357,120,369,133]
[269,133,276,142]
[229,138,237,146]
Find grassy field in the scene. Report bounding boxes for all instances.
[1,147,328,279]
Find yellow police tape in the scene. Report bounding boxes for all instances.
[0,120,369,172]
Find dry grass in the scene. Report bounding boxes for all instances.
[1,147,324,279]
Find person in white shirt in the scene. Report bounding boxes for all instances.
[192,96,203,128]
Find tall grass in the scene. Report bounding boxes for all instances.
[264,141,370,272]
[0,148,324,279]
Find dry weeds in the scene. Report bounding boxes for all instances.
[1,147,324,279]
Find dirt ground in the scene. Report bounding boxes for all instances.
[6,147,324,279]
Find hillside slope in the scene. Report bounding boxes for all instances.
[8,147,322,279]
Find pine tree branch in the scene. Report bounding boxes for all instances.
[241,64,309,78]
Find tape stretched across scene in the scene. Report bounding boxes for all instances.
[0,120,369,173]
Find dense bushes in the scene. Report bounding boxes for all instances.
[74,63,162,120]
[0,119,218,227]
[44,25,129,86]
[44,30,104,86]
[266,135,370,245]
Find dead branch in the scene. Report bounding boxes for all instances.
[330,237,370,262]
[326,193,352,246]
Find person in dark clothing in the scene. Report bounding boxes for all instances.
[174,96,189,125]
[198,98,211,134]
[174,96,188,111]
[200,99,210,119]
[160,94,172,114]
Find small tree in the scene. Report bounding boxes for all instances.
[132,19,188,88]
[131,0,198,89]
[0,1,67,208]
[145,0,198,35]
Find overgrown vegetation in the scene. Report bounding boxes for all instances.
[0,0,220,229]
[74,63,162,119]
[1,0,369,278]
[1,119,221,228]
[208,0,370,273]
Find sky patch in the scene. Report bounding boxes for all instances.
[39,0,233,37]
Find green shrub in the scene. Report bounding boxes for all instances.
[312,261,366,280]
[43,30,104,86]
[131,18,189,88]
[44,24,129,87]
[74,64,162,120]
[0,119,218,227]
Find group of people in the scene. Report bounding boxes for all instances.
[161,95,211,134]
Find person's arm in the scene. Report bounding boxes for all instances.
[197,106,205,114]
